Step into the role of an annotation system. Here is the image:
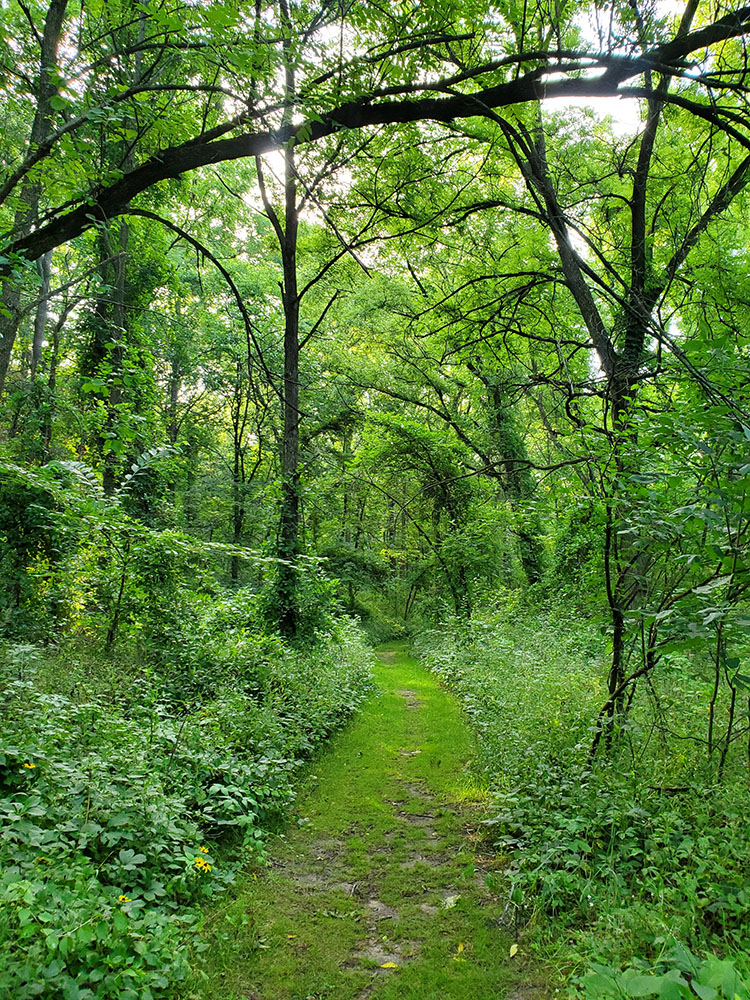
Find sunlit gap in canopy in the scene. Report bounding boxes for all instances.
[541,0,689,137]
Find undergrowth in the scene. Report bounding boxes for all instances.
[0,598,372,1000]
[416,594,750,996]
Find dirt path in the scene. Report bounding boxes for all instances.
[194,643,539,1000]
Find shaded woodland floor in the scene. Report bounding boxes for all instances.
[191,644,545,999]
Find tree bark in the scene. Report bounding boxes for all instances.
[0,0,68,395]
[276,133,301,636]
[30,253,52,376]
[468,362,545,584]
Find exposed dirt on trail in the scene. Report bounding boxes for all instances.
[395,687,422,709]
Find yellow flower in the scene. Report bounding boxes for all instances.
[199,845,209,853]
[23,762,35,769]
[193,856,212,873]
[118,895,131,903]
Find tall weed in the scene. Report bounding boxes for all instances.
[417,598,750,989]
[0,607,372,999]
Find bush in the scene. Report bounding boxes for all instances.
[0,464,71,639]
[417,597,750,988]
[351,595,408,644]
[0,610,373,998]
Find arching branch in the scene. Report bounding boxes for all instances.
[2,10,750,273]
[124,208,281,397]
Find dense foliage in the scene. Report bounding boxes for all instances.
[2,0,750,995]
[0,464,372,998]
[1,611,371,997]
[418,596,750,990]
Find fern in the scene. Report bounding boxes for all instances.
[44,446,179,498]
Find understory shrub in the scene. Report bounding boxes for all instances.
[584,945,749,1000]
[417,597,750,989]
[352,593,409,644]
[0,608,372,999]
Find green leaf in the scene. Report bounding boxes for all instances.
[624,975,664,997]
[698,958,749,999]
[585,970,620,999]
[118,848,146,866]
[692,985,717,1000]
[658,979,689,1000]
[43,958,65,979]
[76,924,95,945]
[695,576,733,595]
[61,976,81,1000]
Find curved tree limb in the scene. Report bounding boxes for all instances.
[2,12,750,274]
[124,208,281,396]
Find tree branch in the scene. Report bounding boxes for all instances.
[4,12,750,271]
[124,208,281,397]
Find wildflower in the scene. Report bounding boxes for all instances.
[194,856,212,873]
[23,762,35,769]
[199,845,209,853]
[118,895,131,903]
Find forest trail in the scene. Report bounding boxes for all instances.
[194,643,544,1000]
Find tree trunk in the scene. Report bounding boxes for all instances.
[41,319,61,461]
[469,363,545,584]
[102,221,129,496]
[0,0,68,396]
[231,385,247,584]
[273,0,302,639]
[30,253,52,377]
[277,186,301,637]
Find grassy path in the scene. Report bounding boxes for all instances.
[194,643,535,1000]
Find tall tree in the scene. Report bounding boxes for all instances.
[0,0,68,394]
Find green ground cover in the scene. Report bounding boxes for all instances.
[416,601,750,997]
[190,643,539,1000]
[0,607,372,999]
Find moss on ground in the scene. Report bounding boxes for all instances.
[189,643,546,1000]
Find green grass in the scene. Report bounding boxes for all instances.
[187,643,543,1000]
